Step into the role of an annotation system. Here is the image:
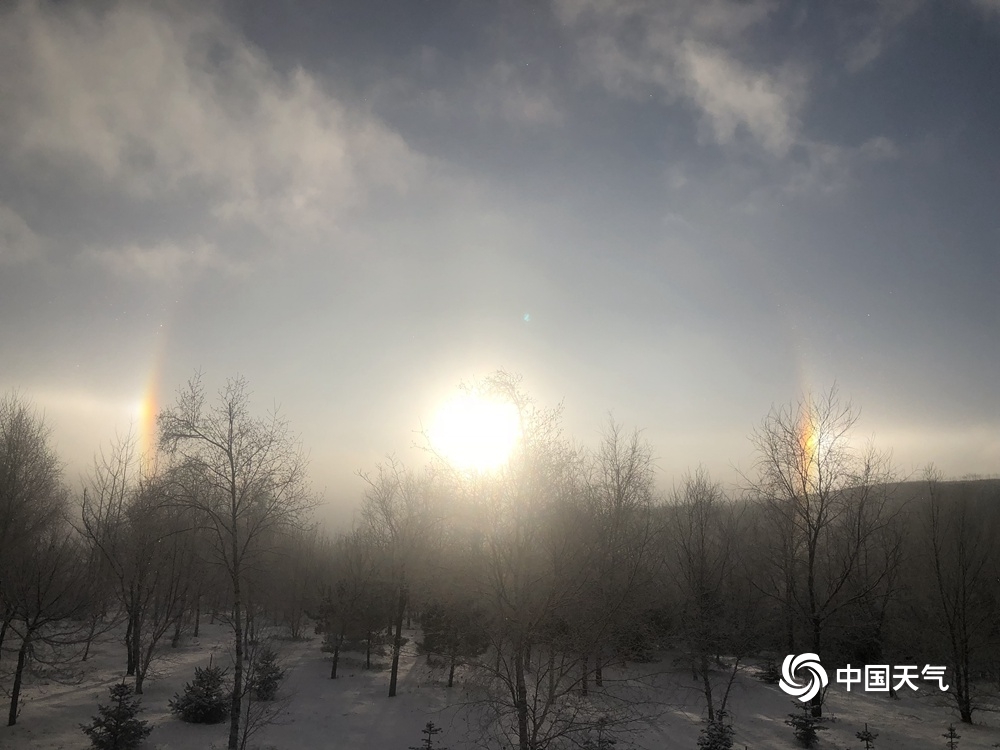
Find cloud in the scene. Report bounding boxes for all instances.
[475,62,564,126]
[0,203,45,264]
[375,47,564,129]
[0,0,422,274]
[838,0,924,72]
[782,137,899,196]
[554,0,805,155]
[84,238,245,281]
[724,134,901,212]
[969,0,1000,16]
[680,41,803,155]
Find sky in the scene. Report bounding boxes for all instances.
[1,0,998,521]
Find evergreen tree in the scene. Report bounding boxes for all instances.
[169,662,230,724]
[409,721,448,750]
[785,702,826,748]
[420,598,489,687]
[698,710,734,750]
[249,646,284,701]
[856,722,878,749]
[943,724,960,750]
[81,682,153,750]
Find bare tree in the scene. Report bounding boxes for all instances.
[0,392,66,660]
[4,525,92,725]
[263,525,321,640]
[81,432,196,693]
[842,488,905,688]
[236,625,291,750]
[454,371,650,750]
[923,469,999,723]
[158,373,313,750]
[358,457,433,697]
[665,468,760,723]
[318,528,388,679]
[746,386,896,717]
[0,393,96,725]
[585,418,657,688]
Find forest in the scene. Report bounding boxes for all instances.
[1,370,998,750]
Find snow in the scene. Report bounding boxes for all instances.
[3,623,999,749]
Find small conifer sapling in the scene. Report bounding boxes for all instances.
[81,682,153,750]
[409,721,448,750]
[785,702,826,748]
[698,710,734,750]
[249,647,285,701]
[169,661,230,724]
[943,724,960,750]
[856,721,878,749]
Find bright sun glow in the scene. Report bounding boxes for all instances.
[429,391,521,472]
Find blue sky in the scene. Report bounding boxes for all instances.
[1,0,997,515]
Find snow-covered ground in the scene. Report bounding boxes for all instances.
[3,623,999,749]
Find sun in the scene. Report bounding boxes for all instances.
[429,390,521,472]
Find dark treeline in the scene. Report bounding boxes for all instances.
[1,372,998,750]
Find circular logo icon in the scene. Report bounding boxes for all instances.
[779,653,829,702]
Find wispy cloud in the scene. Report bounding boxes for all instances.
[680,40,804,155]
[969,0,1000,16]
[84,238,246,281]
[782,136,900,196]
[838,0,924,72]
[0,0,423,275]
[374,47,564,128]
[475,61,564,126]
[709,134,903,216]
[554,0,806,155]
[0,203,45,264]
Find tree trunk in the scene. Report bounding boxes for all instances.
[581,653,589,696]
[366,630,372,669]
[331,632,343,679]
[125,612,136,675]
[784,575,796,655]
[595,646,603,687]
[388,584,407,697]
[172,615,183,648]
[131,619,142,683]
[244,607,255,652]
[700,652,714,722]
[0,614,9,662]
[957,663,973,723]
[515,643,529,750]
[810,618,822,718]
[193,594,201,638]
[82,612,101,662]
[228,589,244,750]
[448,649,457,688]
[547,647,556,706]
[7,633,30,726]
